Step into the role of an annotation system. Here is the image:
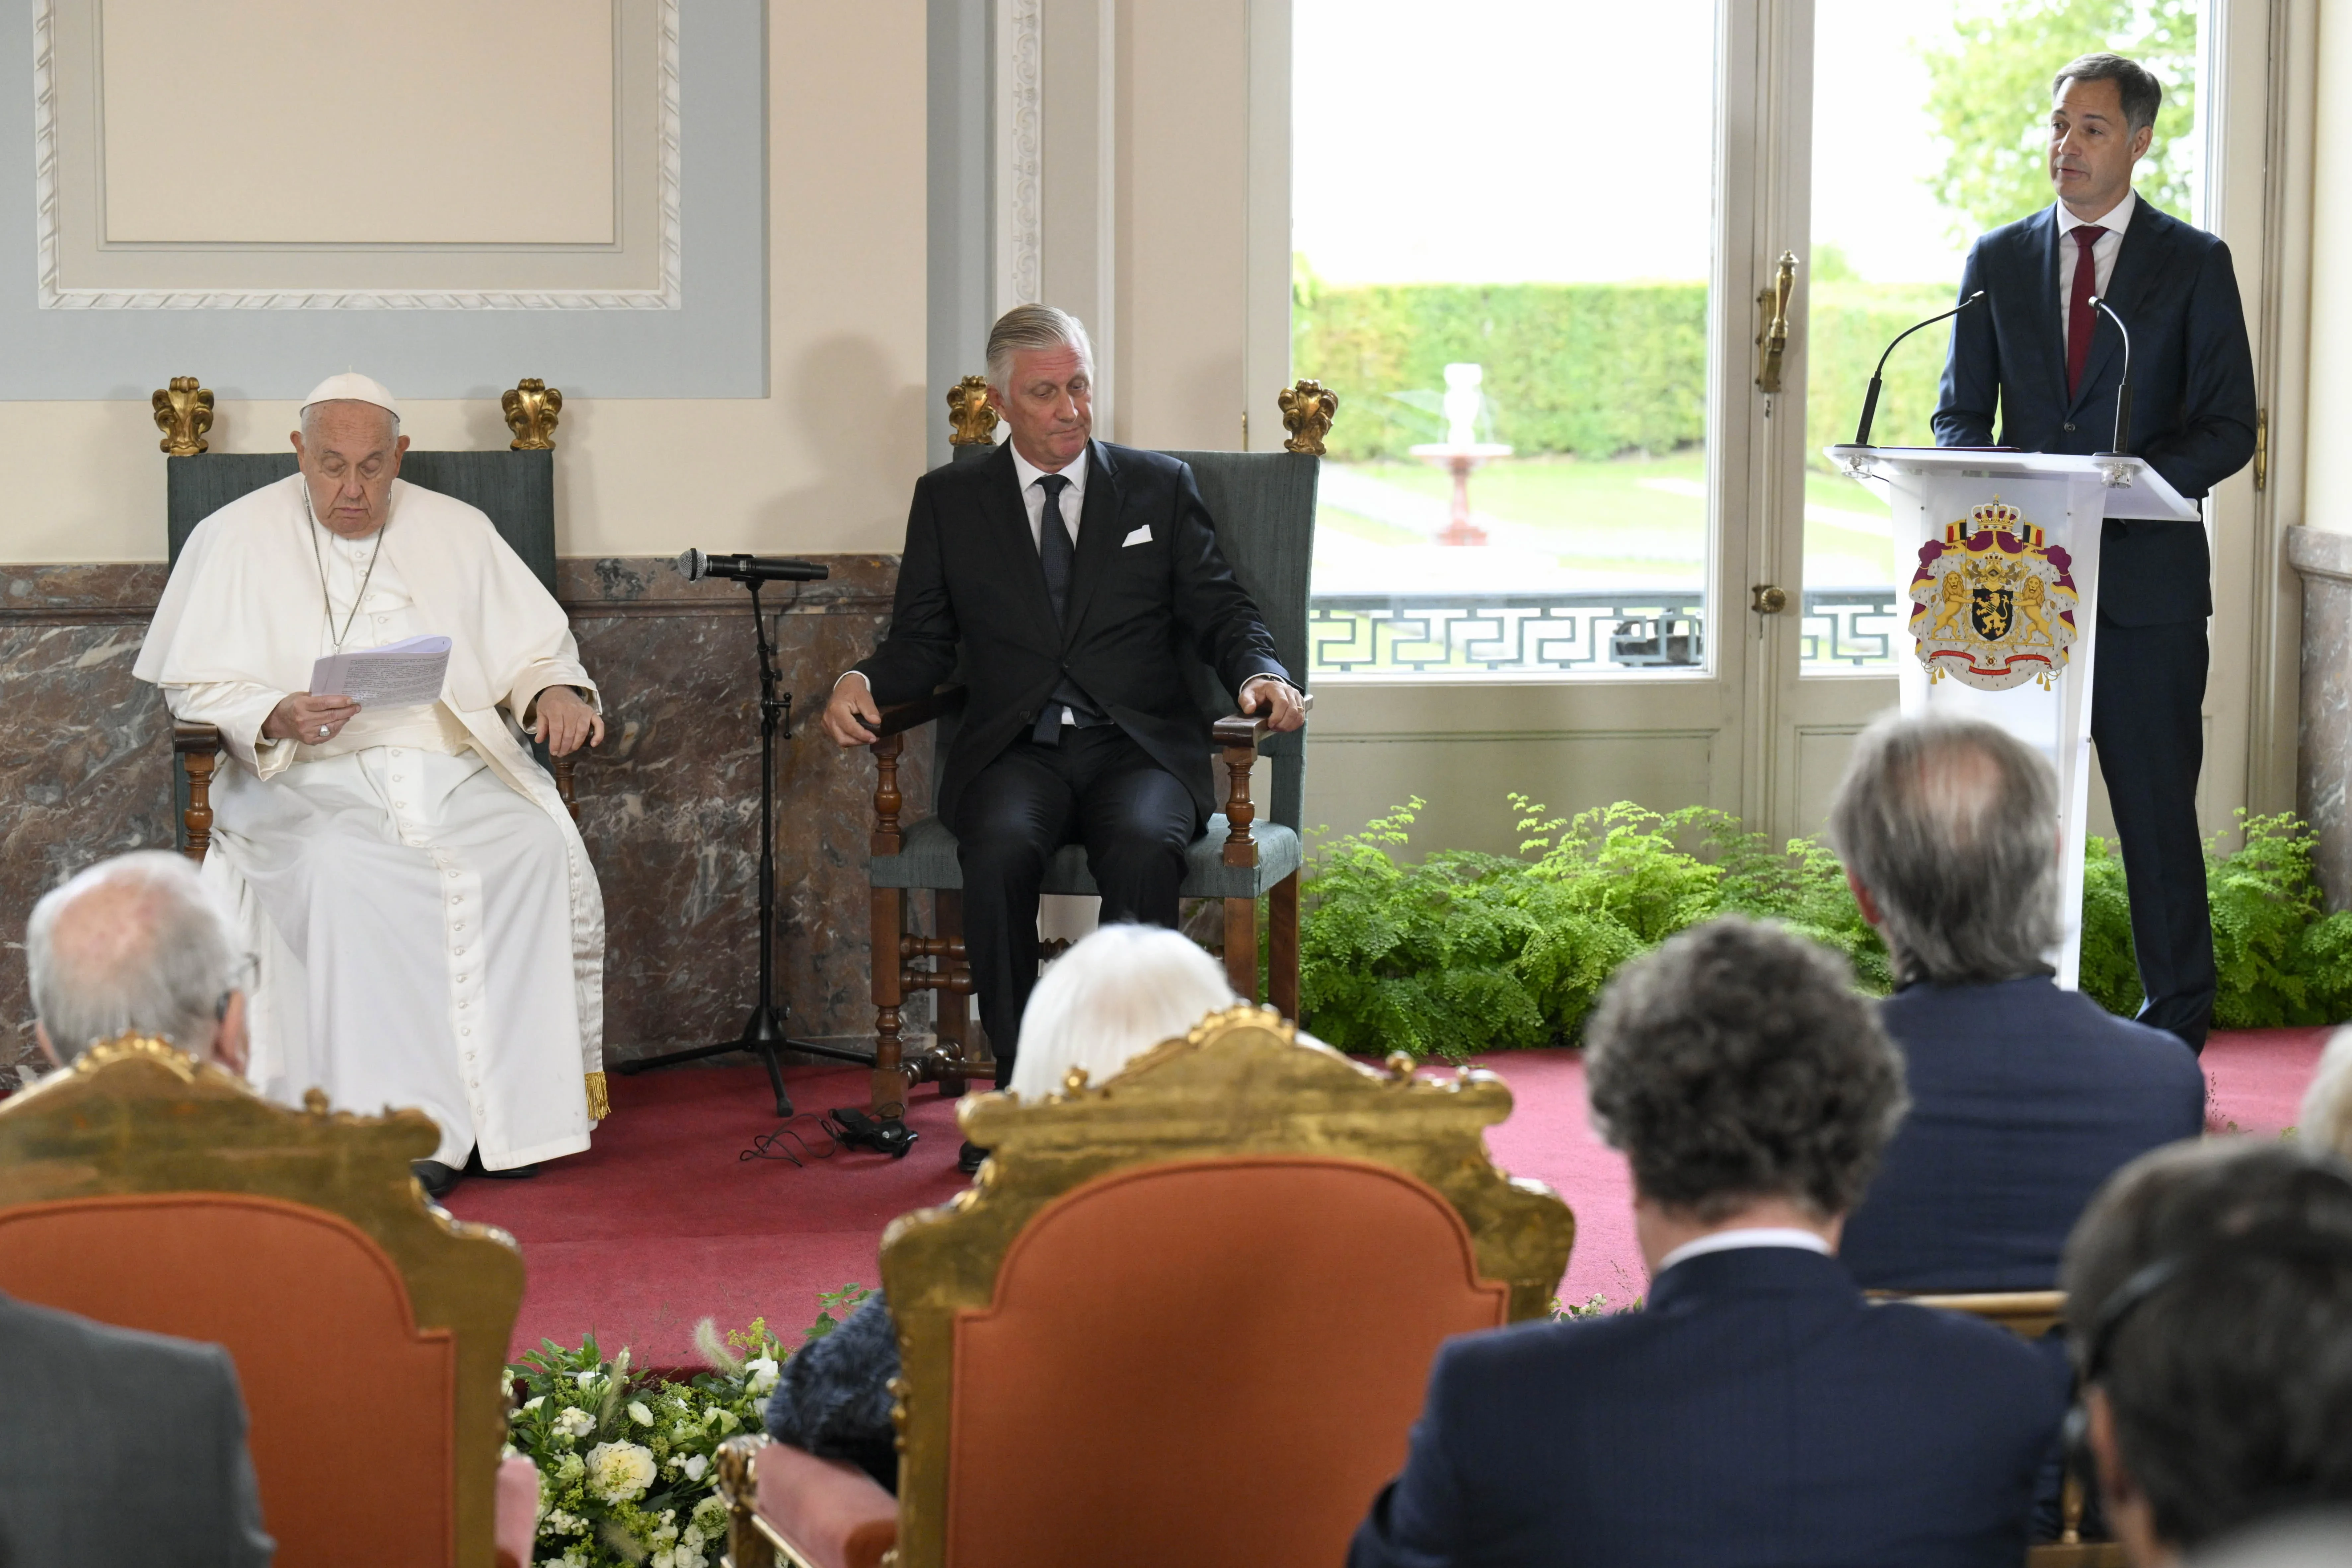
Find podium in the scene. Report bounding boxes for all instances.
[1824,446,2198,987]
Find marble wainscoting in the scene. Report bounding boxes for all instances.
[0,556,931,1091]
[558,555,935,1065]
[2288,527,2351,911]
[0,565,180,1087]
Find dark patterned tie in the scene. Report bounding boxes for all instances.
[2066,225,2105,398]
[1031,474,1100,742]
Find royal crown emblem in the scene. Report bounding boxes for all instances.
[1906,499,2079,691]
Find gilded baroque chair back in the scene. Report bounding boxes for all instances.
[0,1035,524,1568]
[879,1007,1576,1567]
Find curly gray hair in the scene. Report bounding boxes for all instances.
[1584,917,1909,1221]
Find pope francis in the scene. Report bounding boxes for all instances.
[134,374,607,1197]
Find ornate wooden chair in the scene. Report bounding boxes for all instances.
[716,1006,1577,1568]
[0,1034,535,1568]
[153,376,580,861]
[1884,1290,2124,1568]
[863,378,1337,1116]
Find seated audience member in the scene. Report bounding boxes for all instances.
[763,924,1238,1489]
[1351,917,2066,1568]
[8,850,275,1564]
[1829,712,2205,1292]
[2061,1141,2352,1566]
[2297,1025,2352,1158]
[27,850,253,1074]
[135,375,607,1201]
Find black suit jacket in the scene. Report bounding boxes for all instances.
[0,1292,274,1567]
[1934,200,2256,625]
[1840,977,2207,1294]
[856,440,1288,827]
[1349,1247,2066,1568]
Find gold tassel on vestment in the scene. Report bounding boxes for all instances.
[584,1071,611,1121]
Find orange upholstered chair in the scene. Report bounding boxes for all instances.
[718,1006,1577,1568]
[0,1035,531,1568]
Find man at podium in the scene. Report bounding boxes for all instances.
[1935,52,2256,1052]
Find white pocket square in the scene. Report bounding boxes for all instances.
[1121,525,1153,547]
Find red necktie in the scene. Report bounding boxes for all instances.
[2066,225,2106,397]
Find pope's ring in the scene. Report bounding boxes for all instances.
[318,725,329,738]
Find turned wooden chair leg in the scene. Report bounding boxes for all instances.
[1224,895,1259,1004]
[871,885,906,1116]
[935,890,969,1099]
[553,752,581,824]
[1269,871,1301,1021]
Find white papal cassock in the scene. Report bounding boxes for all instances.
[134,474,605,1169]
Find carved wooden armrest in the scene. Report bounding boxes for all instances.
[868,687,966,856]
[717,1435,781,1568]
[173,721,221,863]
[553,753,581,823]
[1213,691,1312,869]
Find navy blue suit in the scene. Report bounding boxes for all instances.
[1935,200,2257,1051]
[1841,977,2208,1293]
[1349,1248,2066,1568]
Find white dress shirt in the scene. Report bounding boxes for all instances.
[2057,189,2135,345]
[1010,442,1089,553]
[1657,1226,1834,1275]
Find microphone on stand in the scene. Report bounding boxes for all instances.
[2086,295,2133,455]
[1852,290,1987,447]
[675,549,830,584]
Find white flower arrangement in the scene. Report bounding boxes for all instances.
[503,1293,872,1566]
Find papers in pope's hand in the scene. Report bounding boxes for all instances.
[309,635,451,709]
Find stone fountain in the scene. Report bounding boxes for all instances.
[1408,362,1512,546]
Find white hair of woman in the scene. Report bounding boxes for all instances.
[1008,923,1239,1099]
[2300,1025,2352,1160]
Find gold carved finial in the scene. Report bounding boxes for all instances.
[151,377,214,456]
[1278,378,1338,455]
[502,378,563,450]
[947,375,1000,447]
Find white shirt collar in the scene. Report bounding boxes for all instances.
[1010,440,1088,500]
[1658,1227,1834,1275]
[2057,188,2136,237]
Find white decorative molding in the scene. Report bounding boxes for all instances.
[995,0,1042,311]
[31,0,683,310]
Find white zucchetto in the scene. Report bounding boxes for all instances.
[300,373,401,421]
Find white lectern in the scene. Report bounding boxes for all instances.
[1825,446,2198,987]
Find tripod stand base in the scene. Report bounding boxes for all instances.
[617,1005,879,1118]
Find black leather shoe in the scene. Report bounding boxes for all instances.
[465,1150,540,1180]
[411,1159,459,1200]
[957,1141,989,1176]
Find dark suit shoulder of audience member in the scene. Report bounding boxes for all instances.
[0,1291,274,1567]
[763,1290,901,1493]
[1352,1246,2064,1568]
[1841,975,2206,1292]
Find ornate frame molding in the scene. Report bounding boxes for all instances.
[31,0,682,310]
[994,0,1041,310]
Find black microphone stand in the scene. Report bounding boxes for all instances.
[618,577,876,1116]
[1852,290,1986,447]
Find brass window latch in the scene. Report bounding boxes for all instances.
[1756,251,1797,394]
[1751,584,1788,614]
[2254,406,2268,492]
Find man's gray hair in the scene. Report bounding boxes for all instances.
[1826,711,2062,987]
[26,851,240,1062]
[985,303,1094,389]
[1008,923,1236,1099]
[299,399,401,447]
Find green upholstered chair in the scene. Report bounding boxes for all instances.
[860,379,1335,1116]
[160,435,576,861]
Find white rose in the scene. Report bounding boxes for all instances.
[744,1356,781,1396]
[628,1400,655,1426]
[582,1440,658,1504]
[691,1493,728,1532]
[682,1523,707,1548]
[679,1453,708,1483]
[523,1395,546,1412]
[553,1406,597,1439]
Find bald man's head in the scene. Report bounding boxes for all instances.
[26,851,248,1074]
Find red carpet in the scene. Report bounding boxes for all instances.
[446,1027,2336,1366]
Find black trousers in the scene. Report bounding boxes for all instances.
[951,727,1197,1082]
[2089,616,2216,1052]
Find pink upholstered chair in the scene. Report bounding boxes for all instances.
[719,1007,1577,1568]
[0,1035,536,1568]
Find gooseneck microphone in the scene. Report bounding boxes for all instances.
[2086,295,2133,456]
[1852,290,1987,447]
[675,549,830,584]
